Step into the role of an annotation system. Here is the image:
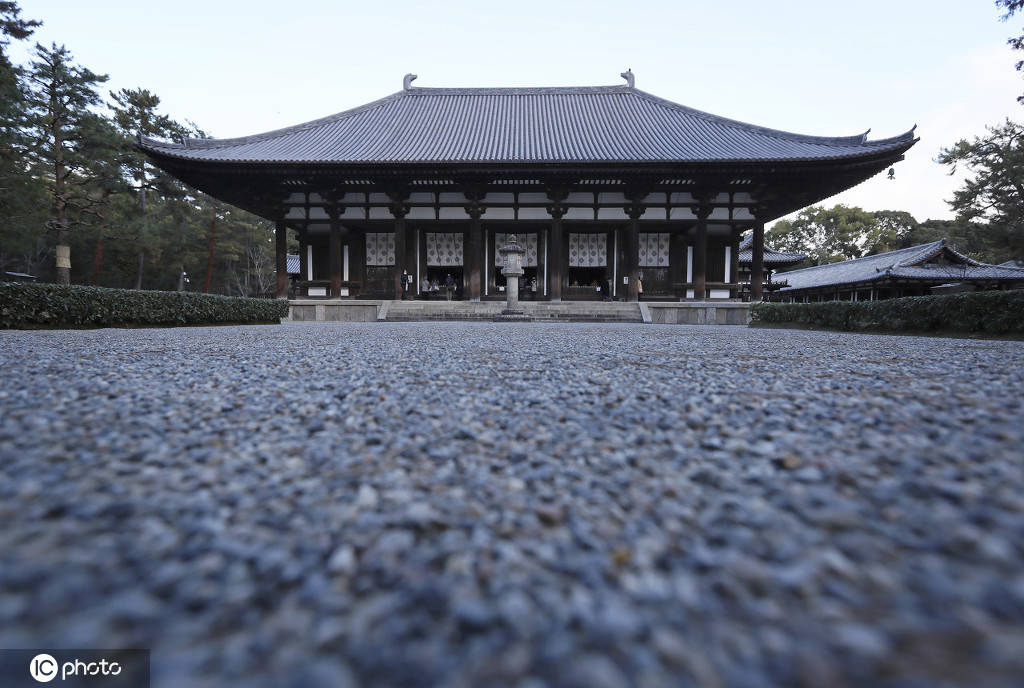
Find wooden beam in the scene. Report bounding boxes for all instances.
[298,228,308,285]
[546,189,568,301]
[730,226,740,300]
[750,221,765,302]
[351,231,366,294]
[328,213,342,298]
[669,231,684,301]
[391,204,409,300]
[275,219,288,299]
[625,202,644,302]
[466,204,484,301]
[693,205,710,300]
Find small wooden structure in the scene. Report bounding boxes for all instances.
[774,240,1024,301]
[139,74,916,303]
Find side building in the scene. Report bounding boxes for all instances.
[775,239,1024,302]
[736,234,806,300]
[139,73,916,302]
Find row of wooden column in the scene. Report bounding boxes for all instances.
[273,212,768,302]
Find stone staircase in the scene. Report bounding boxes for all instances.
[383,300,644,323]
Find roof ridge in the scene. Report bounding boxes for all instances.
[895,239,948,268]
[405,85,629,95]
[895,238,988,268]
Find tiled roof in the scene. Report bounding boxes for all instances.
[139,85,916,165]
[738,234,806,266]
[778,240,1024,292]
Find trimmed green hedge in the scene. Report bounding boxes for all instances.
[0,282,289,329]
[751,290,1024,336]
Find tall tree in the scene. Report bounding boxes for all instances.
[767,205,889,265]
[0,1,41,275]
[872,210,920,252]
[109,87,196,288]
[997,0,1024,103]
[938,118,1024,259]
[22,42,113,284]
[0,1,40,67]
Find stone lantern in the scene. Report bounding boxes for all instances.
[495,234,531,321]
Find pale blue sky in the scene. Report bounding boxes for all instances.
[13,0,1023,222]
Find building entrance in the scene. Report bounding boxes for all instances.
[424,266,464,300]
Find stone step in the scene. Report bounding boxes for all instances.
[384,301,643,323]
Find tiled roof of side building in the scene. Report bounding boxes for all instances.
[737,234,807,266]
[777,240,1024,292]
[139,84,917,165]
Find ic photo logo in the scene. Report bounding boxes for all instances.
[29,653,122,683]
[29,654,57,683]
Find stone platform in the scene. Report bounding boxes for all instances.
[286,299,751,325]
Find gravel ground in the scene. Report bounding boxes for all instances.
[1,322,1023,688]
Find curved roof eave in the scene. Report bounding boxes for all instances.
[137,145,917,168]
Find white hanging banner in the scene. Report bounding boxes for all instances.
[365,233,396,266]
[568,233,607,267]
[426,232,464,266]
[638,233,669,267]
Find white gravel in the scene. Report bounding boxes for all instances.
[1,322,1022,687]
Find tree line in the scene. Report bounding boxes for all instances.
[767,200,1019,271]
[0,2,282,295]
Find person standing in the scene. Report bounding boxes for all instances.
[445,273,455,301]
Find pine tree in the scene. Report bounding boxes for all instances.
[22,42,114,284]
[109,87,199,288]
[0,1,40,66]
[0,1,41,275]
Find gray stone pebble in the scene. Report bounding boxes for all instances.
[1,322,1023,686]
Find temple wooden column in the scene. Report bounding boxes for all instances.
[624,203,643,302]
[670,232,684,301]
[729,227,740,300]
[328,210,342,298]
[466,204,484,301]
[351,231,366,295]
[391,203,409,300]
[549,212,565,301]
[405,223,417,293]
[275,219,288,299]
[298,229,308,283]
[546,191,567,301]
[693,205,711,300]
[750,220,766,302]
